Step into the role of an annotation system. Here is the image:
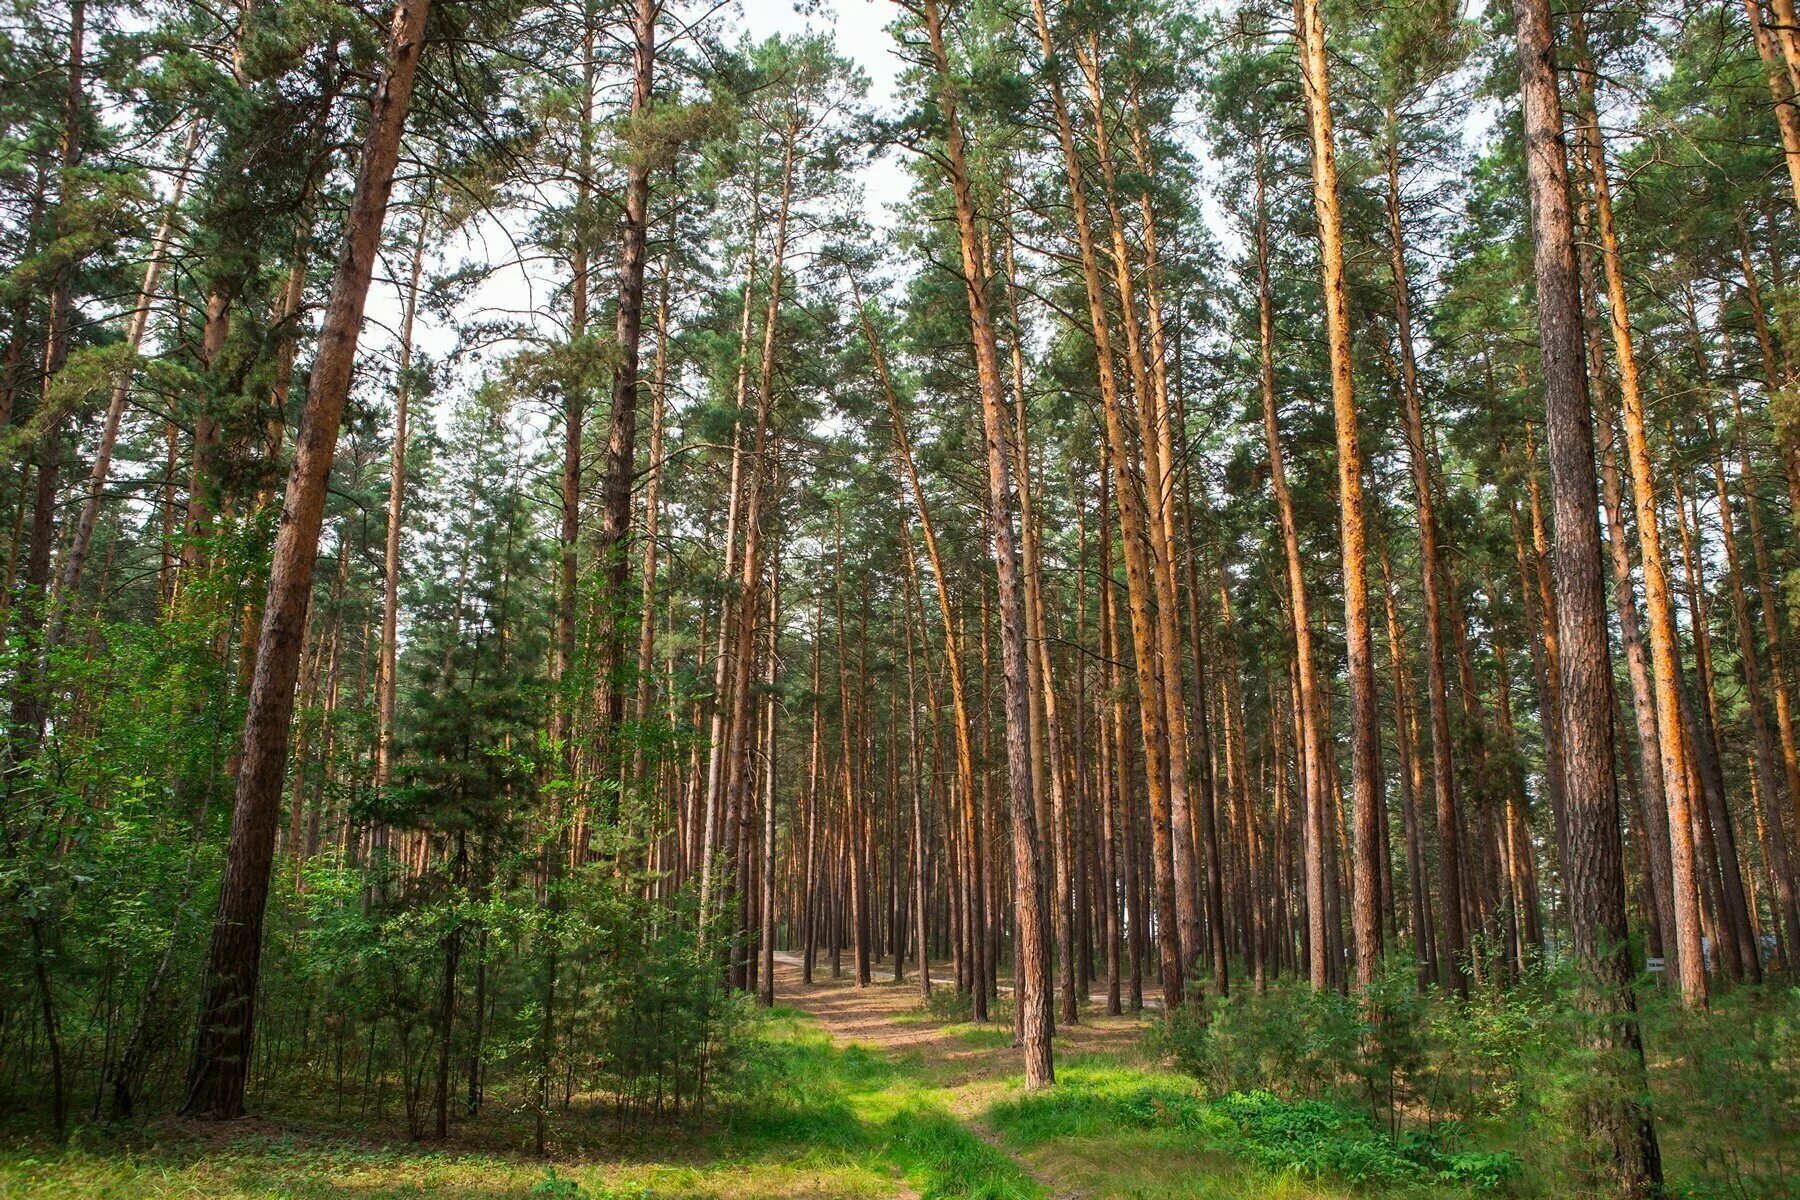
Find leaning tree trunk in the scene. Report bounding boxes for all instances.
[184,0,432,1120]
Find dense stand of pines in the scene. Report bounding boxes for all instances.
[5,0,1800,1187]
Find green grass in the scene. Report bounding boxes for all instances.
[0,1000,1540,1200]
[982,1062,1520,1199]
[735,1012,1041,1199]
[0,1007,1040,1200]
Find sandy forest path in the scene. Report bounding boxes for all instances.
[769,952,1149,1082]
[768,952,1156,1199]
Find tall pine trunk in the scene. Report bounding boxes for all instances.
[1512,0,1663,1184]
[1293,0,1383,991]
[917,0,1053,1084]
[184,0,432,1119]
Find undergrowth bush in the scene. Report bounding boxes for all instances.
[1146,957,1800,1198]
[987,1066,1520,1191]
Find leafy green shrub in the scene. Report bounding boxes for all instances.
[1642,983,1799,1199]
[1216,1089,1521,1188]
[529,1167,585,1197]
[989,1069,1521,1191]
[925,987,975,1022]
[1147,977,1363,1104]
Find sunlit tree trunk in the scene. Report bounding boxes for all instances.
[1570,13,1705,1006]
[1073,39,1207,994]
[911,0,1053,1082]
[1020,0,1180,1010]
[997,222,1075,1024]
[1513,0,1664,1183]
[852,274,989,1018]
[1292,0,1382,991]
[1249,142,1332,992]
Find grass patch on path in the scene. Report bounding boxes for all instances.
[0,1006,1038,1200]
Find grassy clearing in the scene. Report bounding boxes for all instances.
[0,1007,1039,1200]
[8,984,1728,1200]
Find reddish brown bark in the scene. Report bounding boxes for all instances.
[184,0,432,1119]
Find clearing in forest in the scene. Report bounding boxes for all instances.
[0,958,1507,1200]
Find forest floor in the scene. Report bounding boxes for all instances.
[0,961,1477,1200]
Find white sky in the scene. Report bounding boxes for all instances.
[382,0,912,390]
[748,0,914,221]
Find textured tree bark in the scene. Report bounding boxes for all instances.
[1250,142,1330,992]
[1073,40,1206,993]
[1023,0,1180,1011]
[593,0,659,765]
[915,0,1052,1085]
[1513,0,1664,1184]
[1130,93,1226,1001]
[1569,181,1678,957]
[185,0,432,1120]
[1570,17,1706,1006]
[1293,0,1382,991]
[997,222,1073,1025]
[1745,0,1800,216]
[1765,0,1800,97]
